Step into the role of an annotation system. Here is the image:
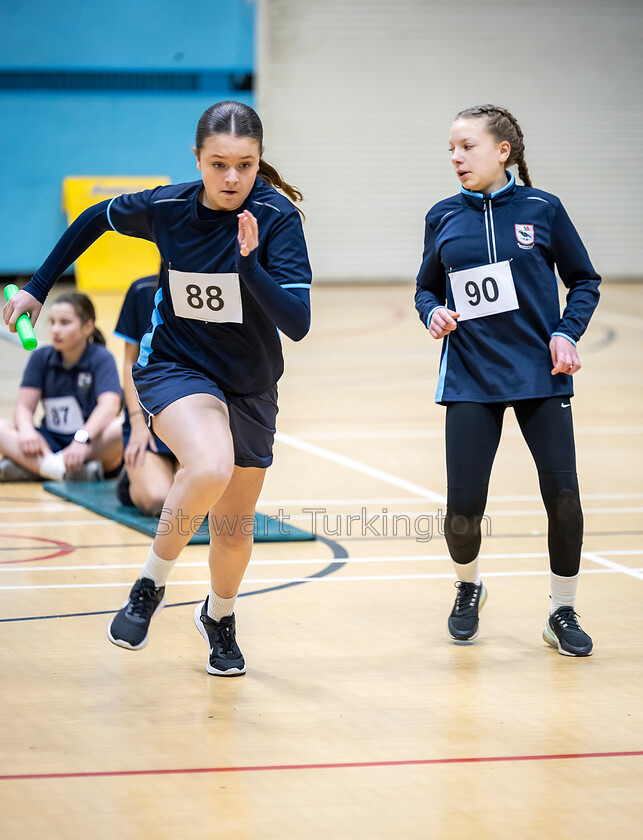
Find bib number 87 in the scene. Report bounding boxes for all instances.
[50,406,69,427]
[186,284,224,312]
[465,276,499,307]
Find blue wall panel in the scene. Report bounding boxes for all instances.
[1,0,255,70]
[0,0,255,275]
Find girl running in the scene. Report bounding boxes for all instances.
[4,101,312,676]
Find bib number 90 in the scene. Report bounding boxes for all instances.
[449,260,518,322]
[464,276,499,307]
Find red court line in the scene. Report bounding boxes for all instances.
[0,534,75,565]
[2,750,642,781]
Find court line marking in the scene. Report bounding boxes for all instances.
[581,551,643,582]
[1,567,639,591]
[286,425,643,441]
[257,494,643,505]
[0,520,115,529]
[0,505,72,514]
[2,749,642,781]
[275,431,446,503]
[0,502,640,531]
[282,507,643,521]
[0,549,641,574]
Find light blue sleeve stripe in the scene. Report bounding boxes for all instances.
[426,305,447,328]
[551,331,577,347]
[113,331,139,345]
[435,335,450,403]
[281,283,312,290]
[137,288,164,368]
[106,196,120,233]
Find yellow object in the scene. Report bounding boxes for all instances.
[62,175,170,293]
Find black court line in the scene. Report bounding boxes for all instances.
[0,535,348,623]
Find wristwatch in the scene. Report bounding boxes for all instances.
[74,429,90,444]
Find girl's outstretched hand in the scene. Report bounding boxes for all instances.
[550,335,581,375]
[237,210,259,257]
[3,290,42,330]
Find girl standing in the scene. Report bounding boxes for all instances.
[0,291,122,482]
[415,104,600,656]
[4,101,312,676]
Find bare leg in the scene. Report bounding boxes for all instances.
[150,394,235,560]
[85,417,123,473]
[207,466,267,598]
[0,419,52,474]
[126,452,176,517]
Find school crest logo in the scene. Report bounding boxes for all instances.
[515,224,535,249]
[77,371,93,391]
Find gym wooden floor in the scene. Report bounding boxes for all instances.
[0,280,641,839]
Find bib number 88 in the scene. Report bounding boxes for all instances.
[464,276,499,307]
[186,284,224,312]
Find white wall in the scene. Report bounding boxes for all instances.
[256,0,643,281]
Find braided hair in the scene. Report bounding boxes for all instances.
[455,104,532,187]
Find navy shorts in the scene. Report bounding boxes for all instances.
[37,426,73,452]
[132,360,279,469]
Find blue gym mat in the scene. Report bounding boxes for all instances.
[43,480,314,544]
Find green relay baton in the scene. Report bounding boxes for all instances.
[3,284,38,351]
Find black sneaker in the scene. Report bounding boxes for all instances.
[194,599,246,676]
[107,577,165,650]
[543,606,593,656]
[448,580,487,641]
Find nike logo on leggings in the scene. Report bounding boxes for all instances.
[561,402,571,408]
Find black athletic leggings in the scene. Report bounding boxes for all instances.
[444,398,582,577]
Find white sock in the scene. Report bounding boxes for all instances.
[453,556,481,585]
[38,451,66,481]
[140,546,177,588]
[207,588,237,622]
[550,572,578,614]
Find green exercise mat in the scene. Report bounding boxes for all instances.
[43,480,314,544]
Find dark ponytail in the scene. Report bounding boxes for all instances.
[195,100,304,211]
[455,104,533,187]
[53,292,105,345]
[258,159,303,204]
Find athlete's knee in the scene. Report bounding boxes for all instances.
[446,511,483,544]
[181,458,234,495]
[540,475,583,527]
[130,486,167,518]
[445,510,483,564]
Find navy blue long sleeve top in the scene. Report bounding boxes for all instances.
[25,178,312,397]
[415,174,601,404]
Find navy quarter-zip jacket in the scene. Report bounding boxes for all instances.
[415,173,601,404]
